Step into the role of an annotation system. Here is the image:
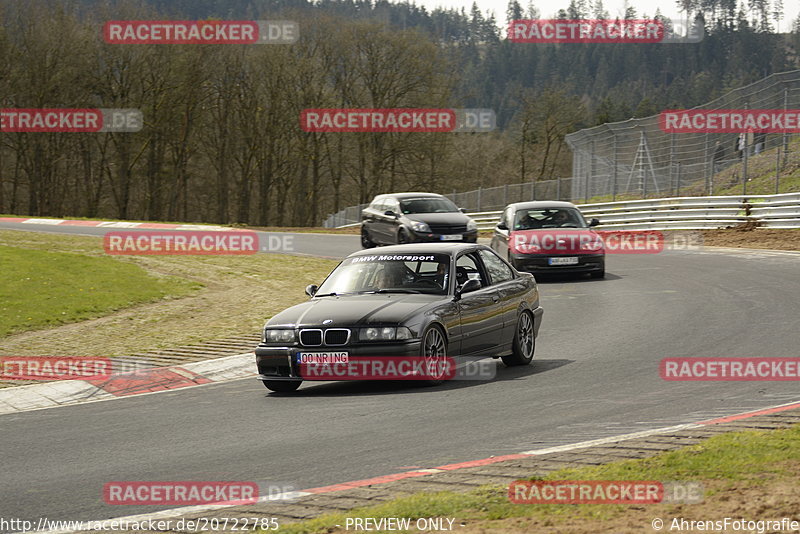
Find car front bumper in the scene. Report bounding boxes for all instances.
[510,253,605,274]
[255,341,423,380]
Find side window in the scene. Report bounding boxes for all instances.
[500,207,512,227]
[385,198,400,214]
[370,199,384,212]
[479,249,514,285]
[455,253,487,288]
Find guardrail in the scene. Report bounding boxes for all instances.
[470,192,800,231]
[333,192,800,231]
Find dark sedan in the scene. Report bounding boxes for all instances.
[361,192,478,248]
[491,201,605,278]
[255,243,544,392]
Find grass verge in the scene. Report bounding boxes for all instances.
[272,424,800,533]
[0,245,199,337]
[0,230,339,356]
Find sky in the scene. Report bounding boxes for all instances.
[413,0,800,32]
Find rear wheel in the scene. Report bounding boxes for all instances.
[502,311,535,366]
[361,226,376,248]
[420,325,447,386]
[262,380,301,392]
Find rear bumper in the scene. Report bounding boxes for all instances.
[511,253,605,274]
[409,230,478,243]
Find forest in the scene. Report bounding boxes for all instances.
[0,0,798,225]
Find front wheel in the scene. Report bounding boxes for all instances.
[361,226,376,248]
[502,311,535,366]
[262,380,302,392]
[397,228,409,244]
[420,325,448,386]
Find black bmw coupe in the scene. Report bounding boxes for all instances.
[255,243,544,392]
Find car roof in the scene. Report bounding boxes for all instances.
[372,192,448,201]
[348,243,487,258]
[508,201,579,210]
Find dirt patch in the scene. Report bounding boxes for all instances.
[701,227,800,251]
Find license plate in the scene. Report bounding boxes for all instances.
[440,234,462,241]
[548,257,579,265]
[296,352,349,364]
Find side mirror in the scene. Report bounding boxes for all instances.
[305,284,318,297]
[459,207,467,213]
[496,221,508,230]
[384,210,397,218]
[589,218,600,227]
[454,279,481,300]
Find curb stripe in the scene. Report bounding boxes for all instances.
[435,454,529,470]
[697,400,800,425]
[305,471,433,494]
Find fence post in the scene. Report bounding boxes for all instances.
[777,87,788,194]
[676,162,682,197]
[503,184,508,206]
[775,134,781,195]
[611,136,617,201]
[586,140,594,203]
[477,187,482,211]
[742,135,749,196]
[742,102,749,196]
[704,133,711,196]
[556,177,561,201]
[669,133,675,196]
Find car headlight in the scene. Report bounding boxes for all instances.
[411,221,431,233]
[264,328,296,343]
[580,238,605,252]
[466,219,477,231]
[359,326,414,341]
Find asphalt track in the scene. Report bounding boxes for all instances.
[1,221,800,526]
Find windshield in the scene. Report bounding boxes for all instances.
[513,208,587,230]
[399,197,459,214]
[316,253,450,296]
